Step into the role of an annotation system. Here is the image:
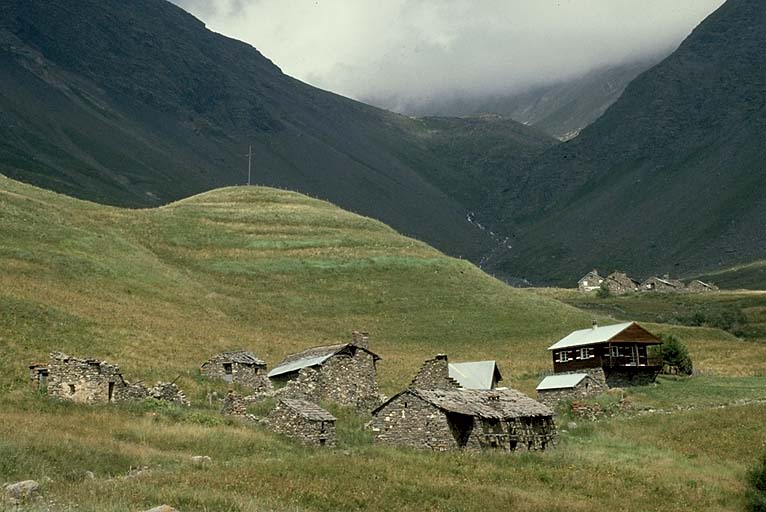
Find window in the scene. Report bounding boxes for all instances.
[558,351,570,363]
[223,363,233,375]
[610,346,620,357]
[579,348,592,359]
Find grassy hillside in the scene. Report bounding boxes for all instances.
[0,173,591,396]
[695,260,766,290]
[2,175,765,511]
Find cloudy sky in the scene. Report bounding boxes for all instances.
[171,0,725,111]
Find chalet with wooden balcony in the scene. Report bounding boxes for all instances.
[547,321,663,387]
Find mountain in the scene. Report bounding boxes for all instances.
[0,0,551,263]
[486,0,766,286]
[368,58,661,141]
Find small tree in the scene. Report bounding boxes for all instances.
[746,452,766,512]
[659,333,693,375]
[596,282,611,299]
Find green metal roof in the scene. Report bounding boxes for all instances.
[448,361,501,389]
[536,373,588,391]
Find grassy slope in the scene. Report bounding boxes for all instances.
[1,175,765,511]
[695,260,766,290]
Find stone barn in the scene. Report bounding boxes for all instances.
[604,271,640,295]
[33,352,146,404]
[371,387,556,452]
[268,331,382,411]
[535,373,605,407]
[266,398,336,447]
[371,354,556,452]
[578,270,604,292]
[200,351,271,391]
[686,279,719,292]
[448,360,503,390]
[641,276,685,293]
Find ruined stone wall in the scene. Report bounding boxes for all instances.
[113,382,149,402]
[200,357,272,392]
[276,351,381,412]
[410,355,460,390]
[46,353,126,404]
[464,416,555,452]
[266,403,336,447]
[371,392,457,450]
[148,382,190,406]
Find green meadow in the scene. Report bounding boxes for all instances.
[1,174,765,511]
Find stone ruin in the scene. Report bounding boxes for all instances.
[29,352,188,406]
[265,398,337,447]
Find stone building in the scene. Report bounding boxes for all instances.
[604,271,640,295]
[200,351,271,391]
[547,322,663,387]
[371,387,556,452]
[268,331,382,412]
[535,373,605,407]
[641,276,685,293]
[448,360,503,390]
[266,398,337,447]
[578,270,604,292]
[686,279,719,292]
[30,352,143,403]
[29,352,186,405]
[371,354,556,452]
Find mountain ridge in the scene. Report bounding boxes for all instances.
[485,0,766,285]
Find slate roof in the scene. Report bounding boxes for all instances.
[279,398,336,421]
[268,343,380,378]
[536,374,588,391]
[215,351,266,366]
[448,361,502,389]
[374,388,552,419]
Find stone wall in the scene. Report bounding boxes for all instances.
[200,356,271,392]
[410,355,460,390]
[266,402,336,447]
[148,382,190,406]
[276,350,382,412]
[604,368,660,387]
[46,352,127,403]
[371,392,458,450]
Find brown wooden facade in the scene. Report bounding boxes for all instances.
[551,323,663,381]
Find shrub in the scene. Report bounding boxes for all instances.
[746,452,766,512]
[659,333,693,375]
[596,283,611,299]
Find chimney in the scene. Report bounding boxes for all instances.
[663,273,670,280]
[592,320,599,330]
[410,354,460,390]
[351,330,370,350]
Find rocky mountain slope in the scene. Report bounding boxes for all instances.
[486,0,766,285]
[0,0,551,262]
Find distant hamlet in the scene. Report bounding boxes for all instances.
[578,270,719,294]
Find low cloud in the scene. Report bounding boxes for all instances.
[171,0,725,111]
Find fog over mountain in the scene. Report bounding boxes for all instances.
[171,0,724,113]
